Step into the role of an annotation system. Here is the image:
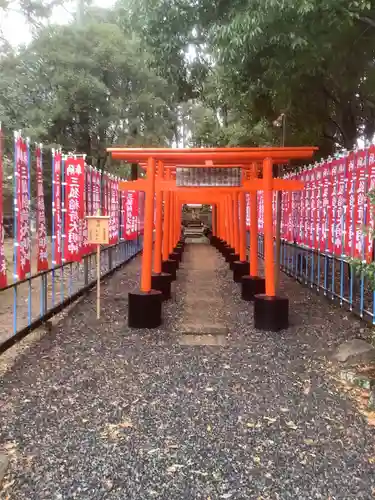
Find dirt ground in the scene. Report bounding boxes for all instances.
[0,244,374,499]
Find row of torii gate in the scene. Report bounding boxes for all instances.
[107,146,317,332]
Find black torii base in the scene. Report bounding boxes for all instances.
[254,294,289,332]
[151,272,172,301]
[173,246,184,261]
[169,252,180,267]
[223,245,234,259]
[228,252,240,269]
[241,275,266,301]
[232,261,250,283]
[128,290,163,328]
[162,259,177,280]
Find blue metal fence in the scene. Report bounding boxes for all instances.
[256,234,375,324]
[0,237,143,354]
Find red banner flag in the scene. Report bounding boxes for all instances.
[125,191,139,240]
[333,158,347,256]
[64,158,84,262]
[0,128,7,288]
[319,163,331,252]
[102,173,109,216]
[16,136,31,280]
[109,177,119,245]
[353,149,367,259]
[285,175,293,242]
[344,153,356,256]
[82,165,89,256]
[245,193,250,230]
[366,145,375,260]
[36,146,48,271]
[114,178,119,242]
[52,151,62,266]
[138,191,145,235]
[257,191,264,234]
[92,168,101,216]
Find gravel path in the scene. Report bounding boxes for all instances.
[0,242,375,499]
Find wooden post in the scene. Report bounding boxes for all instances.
[169,190,174,252]
[140,157,156,292]
[263,157,276,296]
[239,192,246,261]
[221,200,225,241]
[229,195,234,248]
[153,160,164,274]
[86,214,110,319]
[224,196,229,244]
[234,192,240,253]
[97,243,101,319]
[162,170,171,261]
[212,204,216,236]
[250,190,258,276]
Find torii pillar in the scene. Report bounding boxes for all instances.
[126,157,164,329]
[150,161,173,301]
[232,170,250,281]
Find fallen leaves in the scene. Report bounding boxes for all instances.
[285,420,298,430]
[1,442,17,455]
[304,439,315,446]
[1,479,15,492]
[361,411,375,427]
[246,421,262,429]
[263,416,277,424]
[331,364,375,428]
[166,464,184,473]
[100,419,134,441]
[303,380,311,395]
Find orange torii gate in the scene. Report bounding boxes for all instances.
[107,146,317,331]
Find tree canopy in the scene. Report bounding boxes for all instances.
[1,0,375,161]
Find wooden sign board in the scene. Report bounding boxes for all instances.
[86,216,110,245]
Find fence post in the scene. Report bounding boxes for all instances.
[42,273,48,315]
[84,256,89,286]
[108,246,113,271]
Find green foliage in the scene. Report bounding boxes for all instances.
[0,8,178,170]
[3,0,375,171]
[133,0,375,155]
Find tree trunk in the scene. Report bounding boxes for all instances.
[340,101,358,150]
[131,164,138,181]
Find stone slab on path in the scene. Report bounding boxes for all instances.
[333,338,375,365]
[177,243,228,336]
[0,455,8,485]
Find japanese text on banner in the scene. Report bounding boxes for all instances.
[345,153,356,256]
[353,150,367,259]
[81,164,92,256]
[125,191,139,240]
[0,128,7,287]
[53,151,62,266]
[367,146,375,260]
[36,147,48,271]
[16,137,31,279]
[64,158,84,262]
